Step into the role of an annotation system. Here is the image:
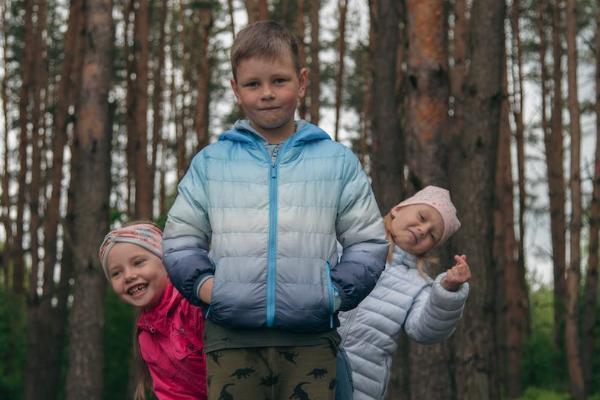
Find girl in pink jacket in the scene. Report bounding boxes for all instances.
[99,222,207,400]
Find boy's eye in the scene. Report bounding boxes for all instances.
[244,81,259,88]
[273,78,287,85]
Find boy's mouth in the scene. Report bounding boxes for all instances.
[127,283,148,296]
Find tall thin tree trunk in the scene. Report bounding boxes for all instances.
[548,0,568,351]
[193,6,212,151]
[448,0,505,399]
[124,0,135,216]
[134,0,152,219]
[564,0,585,397]
[370,0,403,214]
[582,7,600,389]
[65,0,113,397]
[0,0,13,286]
[151,0,167,210]
[295,0,307,119]
[308,0,320,124]
[24,1,85,397]
[333,0,348,141]
[510,0,527,281]
[14,0,35,294]
[227,0,235,38]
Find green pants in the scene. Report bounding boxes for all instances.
[206,343,337,400]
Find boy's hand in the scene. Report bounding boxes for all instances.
[441,255,471,292]
[199,278,214,304]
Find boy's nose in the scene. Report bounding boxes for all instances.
[261,86,275,99]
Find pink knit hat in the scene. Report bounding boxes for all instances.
[395,186,461,246]
[98,223,163,279]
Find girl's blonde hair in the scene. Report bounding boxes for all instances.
[383,212,437,278]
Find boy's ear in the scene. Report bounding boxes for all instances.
[230,79,241,104]
[298,68,308,98]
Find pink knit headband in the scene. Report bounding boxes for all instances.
[395,186,461,246]
[98,223,163,278]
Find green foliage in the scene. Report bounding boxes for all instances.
[102,289,136,400]
[518,387,570,400]
[522,286,567,391]
[0,288,26,400]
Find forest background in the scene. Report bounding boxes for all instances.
[0,0,599,399]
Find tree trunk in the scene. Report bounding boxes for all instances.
[548,0,567,350]
[124,0,135,217]
[193,5,212,151]
[448,0,505,399]
[405,0,449,188]
[65,0,113,397]
[308,0,320,124]
[0,0,13,286]
[497,42,529,400]
[14,0,36,295]
[333,0,348,141]
[295,0,307,119]
[403,2,454,398]
[582,6,600,391]
[564,0,585,397]
[450,0,467,130]
[245,0,268,23]
[510,0,527,304]
[370,0,403,214]
[150,0,167,205]
[227,0,235,38]
[133,0,152,219]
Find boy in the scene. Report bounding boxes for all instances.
[163,20,387,400]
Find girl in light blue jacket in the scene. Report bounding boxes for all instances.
[336,186,471,400]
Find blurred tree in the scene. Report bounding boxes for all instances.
[65,0,113,397]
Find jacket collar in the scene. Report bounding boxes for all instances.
[219,119,331,148]
[137,281,182,335]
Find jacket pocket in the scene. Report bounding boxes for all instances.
[323,261,335,328]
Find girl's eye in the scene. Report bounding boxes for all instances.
[418,212,425,221]
[110,270,121,279]
[133,258,145,266]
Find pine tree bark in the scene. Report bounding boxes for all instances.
[582,7,600,389]
[450,0,467,130]
[403,2,454,397]
[333,0,348,141]
[405,0,449,188]
[14,0,36,294]
[150,0,167,201]
[448,0,504,398]
[308,0,320,124]
[65,0,113,397]
[370,0,403,214]
[245,0,268,23]
[564,0,585,397]
[295,0,307,119]
[193,5,213,151]
[547,0,568,350]
[0,0,13,285]
[497,43,529,400]
[133,0,152,219]
[124,0,135,216]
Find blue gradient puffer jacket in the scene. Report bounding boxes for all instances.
[163,121,387,333]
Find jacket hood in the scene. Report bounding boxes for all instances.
[219,119,331,147]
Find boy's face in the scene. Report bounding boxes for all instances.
[389,204,444,256]
[231,52,307,143]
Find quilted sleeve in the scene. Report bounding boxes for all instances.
[163,152,215,307]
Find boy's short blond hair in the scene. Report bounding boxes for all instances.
[230,20,301,80]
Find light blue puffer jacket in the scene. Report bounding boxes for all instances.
[338,246,469,400]
[163,121,388,333]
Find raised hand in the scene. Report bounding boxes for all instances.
[441,255,471,292]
